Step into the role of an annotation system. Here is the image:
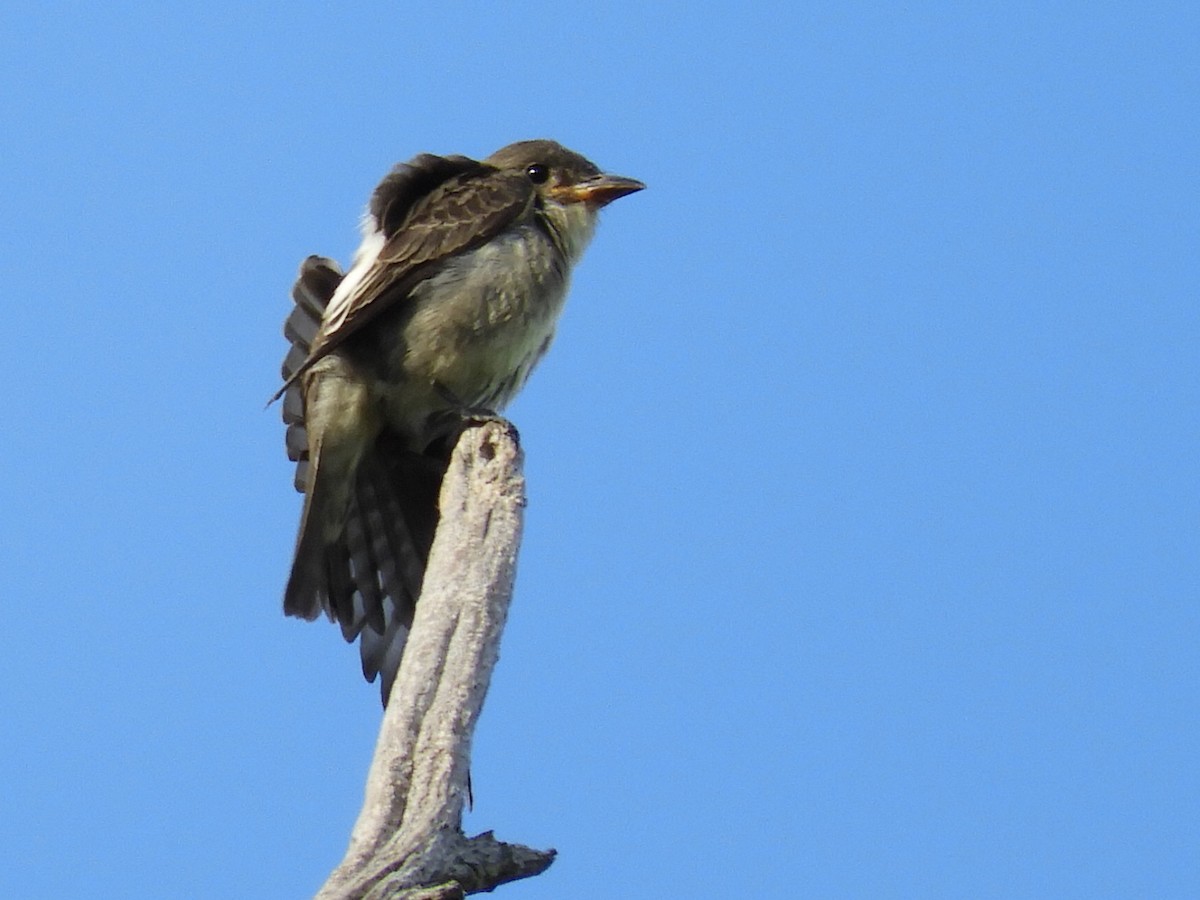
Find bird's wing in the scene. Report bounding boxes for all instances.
[369,153,481,234]
[281,255,344,491]
[314,166,535,360]
[270,159,535,401]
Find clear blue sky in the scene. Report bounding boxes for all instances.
[2,3,1196,898]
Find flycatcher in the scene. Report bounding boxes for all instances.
[276,139,643,702]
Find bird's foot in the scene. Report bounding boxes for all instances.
[424,406,512,456]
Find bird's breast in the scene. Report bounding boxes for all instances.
[383,224,572,425]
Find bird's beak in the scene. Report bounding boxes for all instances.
[553,174,646,208]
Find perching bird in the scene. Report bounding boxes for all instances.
[276,140,644,704]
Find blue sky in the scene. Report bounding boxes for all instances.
[2,2,1197,897]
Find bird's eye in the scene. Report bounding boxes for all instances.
[526,163,549,184]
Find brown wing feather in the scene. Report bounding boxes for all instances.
[370,154,482,236]
[281,256,343,490]
[311,169,535,357]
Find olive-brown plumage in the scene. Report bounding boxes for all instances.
[277,140,643,702]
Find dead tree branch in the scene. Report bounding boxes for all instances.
[315,421,555,899]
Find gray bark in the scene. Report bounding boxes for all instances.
[315,421,555,899]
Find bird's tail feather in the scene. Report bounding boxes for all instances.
[349,441,446,703]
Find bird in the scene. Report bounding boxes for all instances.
[276,139,644,704]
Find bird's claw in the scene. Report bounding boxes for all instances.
[423,406,509,454]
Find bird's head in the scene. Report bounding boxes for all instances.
[486,139,644,259]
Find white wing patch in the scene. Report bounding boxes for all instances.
[319,223,387,340]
